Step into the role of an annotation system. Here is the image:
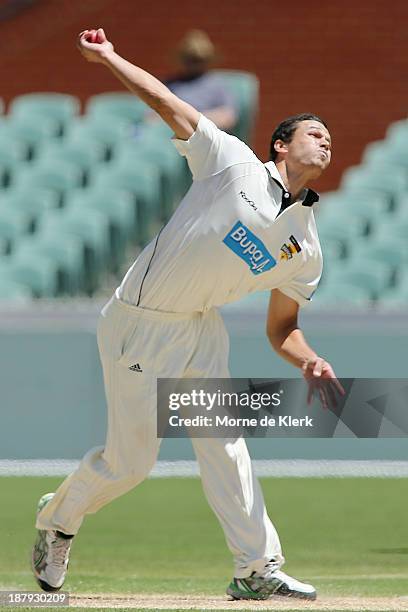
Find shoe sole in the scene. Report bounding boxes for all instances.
[227,586,317,601]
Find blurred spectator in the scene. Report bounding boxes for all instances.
[164,30,237,131]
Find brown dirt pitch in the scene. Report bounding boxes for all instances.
[70,593,408,610]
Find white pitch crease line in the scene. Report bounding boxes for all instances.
[0,459,408,477]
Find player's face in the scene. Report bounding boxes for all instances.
[286,120,332,175]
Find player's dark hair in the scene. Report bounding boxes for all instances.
[269,113,328,161]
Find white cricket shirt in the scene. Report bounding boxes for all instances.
[117,114,323,312]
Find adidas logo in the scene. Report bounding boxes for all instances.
[129,363,143,372]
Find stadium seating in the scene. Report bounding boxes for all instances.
[323,260,393,301]
[37,141,105,186]
[86,93,148,125]
[0,278,32,301]
[386,119,408,147]
[113,136,186,221]
[65,117,131,160]
[0,207,32,254]
[0,138,30,185]
[0,188,59,229]
[212,70,259,143]
[318,191,390,221]
[381,280,408,306]
[65,189,137,272]
[340,165,408,211]
[13,159,83,203]
[0,254,59,298]
[39,208,111,294]
[14,234,84,295]
[313,282,372,307]
[90,162,162,245]
[363,140,408,171]
[9,93,80,136]
[0,115,61,158]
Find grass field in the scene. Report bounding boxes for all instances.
[0,476,407,611]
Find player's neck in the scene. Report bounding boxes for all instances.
[275,159,314,202]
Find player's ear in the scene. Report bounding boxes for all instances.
[274,139,289,157]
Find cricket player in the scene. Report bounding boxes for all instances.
[32,28,344,601]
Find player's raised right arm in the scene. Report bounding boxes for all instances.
[77,28,200,140]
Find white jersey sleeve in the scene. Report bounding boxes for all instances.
[172,114,259,180]
[278,265,322,308]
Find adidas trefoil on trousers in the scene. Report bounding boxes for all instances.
[36,294,284,578]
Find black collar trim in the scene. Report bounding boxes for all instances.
[268,174,320,208]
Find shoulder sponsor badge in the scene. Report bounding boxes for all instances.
[223,221,276,275]
[280,235,302,261]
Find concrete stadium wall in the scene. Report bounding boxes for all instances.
[0,303,407,461]
[0,0,407,192]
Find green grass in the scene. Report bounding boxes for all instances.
[0,477,407,601]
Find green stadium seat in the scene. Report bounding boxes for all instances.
[319,234,348,261]
[363,140,408,171]
[13,159,83,202]
[0,188,59,228]
[0,207,32,253]
[90,163,162,245]
[374,218,408,243]
[38,139,106,166]
[327,260,392,300]
[15,234,84,295]
[37,141,105,186]
[381,281,408,306]
[0,163,8,187]
[133,120,192,194]
[0,116,61,159]
[0,278,32,302]
[0,254,60,298]
[65,117,131,160]
[113,137,186,221]
[9,93,80,136]
[65,188,137,271]
[0,138,30,174]
[341,165,408,210]
[212,70,259,144]
[318,207,371,235]
[348,237,408,271]
[393,195,408,221]
[318,190,391,221]
[39,208,110,294]
[386,119,408,147]
[313,282,372,307]
[86,93,148,124]
[317,208,369,256]
[0,237,9,256]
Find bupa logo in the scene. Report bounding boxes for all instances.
[223,221,276,275]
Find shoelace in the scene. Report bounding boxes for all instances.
[48,533,71,568]
[261,569,299,588]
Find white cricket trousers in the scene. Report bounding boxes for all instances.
[37,294,284,578]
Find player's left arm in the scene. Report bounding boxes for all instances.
[266,289,344,408]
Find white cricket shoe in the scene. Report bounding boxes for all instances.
[31,493,73,592]
[227,566,317,600]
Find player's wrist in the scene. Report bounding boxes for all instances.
[100,47,116,65]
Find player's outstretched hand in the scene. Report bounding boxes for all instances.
[77,28,113,63]
[302,357,345,409]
